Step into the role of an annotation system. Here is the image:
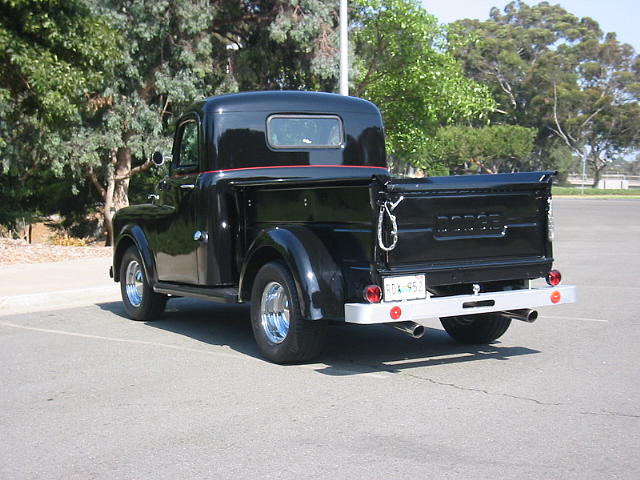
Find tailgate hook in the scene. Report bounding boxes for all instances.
[377,196,403,252]
[388,195,404,212]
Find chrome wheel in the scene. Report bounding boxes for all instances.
[260,281,290,344]
[125,260,144,307]
[250,261,327,363]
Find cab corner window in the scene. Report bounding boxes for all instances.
[177,120,199,169]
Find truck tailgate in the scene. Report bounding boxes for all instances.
[378,172,554,285]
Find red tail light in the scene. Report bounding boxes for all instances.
[364,285,382,303]
[546,270,562,286]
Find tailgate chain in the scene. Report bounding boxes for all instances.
[377,196,404,252]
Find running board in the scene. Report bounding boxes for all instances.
[153,283,240,304]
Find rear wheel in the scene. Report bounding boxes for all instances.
[440,313,511,344]
[120,246,167,321]
[250,261,327,364]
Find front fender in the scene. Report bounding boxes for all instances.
[240,226,344,321]
[113,224,157,286]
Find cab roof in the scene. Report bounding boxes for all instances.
[193,91,381,115]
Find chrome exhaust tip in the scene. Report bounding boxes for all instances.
[387,321,425,339]
[499,309,538,323]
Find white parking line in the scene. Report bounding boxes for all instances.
[578,285,640,291]
[0,320,390,377]
[540,315,609,323]
[0,320,258,362]
[0,285,120,316]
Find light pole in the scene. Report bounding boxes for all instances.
[580,153,586,194]
[340,0,348,96]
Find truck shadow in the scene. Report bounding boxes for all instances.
[99,298,540,375]
[99,298,261,360]
[317,324,539,376]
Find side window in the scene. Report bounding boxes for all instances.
[177,120,199,168]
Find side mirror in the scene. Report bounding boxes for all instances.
[152,151,171,166]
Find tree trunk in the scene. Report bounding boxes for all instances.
[113,146,132,210]
[592,165,605,188]
[105,147,132,246]
[470,157,497,174]
[103,167,116,247]
[91,147,133,246]
[89,145,154,246]
[590,149,611,189]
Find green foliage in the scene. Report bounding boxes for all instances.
[71,0,350,242]
[449,1,640,181]
[610,156,640,176]
[430,125,536,174]
[13,0,636,236]
[76,0,344,172]
[236,0,340,91]
[0,0,120,123]
[0,0,120,227]
[1,0,349,238]
[352,0,495,172]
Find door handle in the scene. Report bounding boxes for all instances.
[180,184,196,190]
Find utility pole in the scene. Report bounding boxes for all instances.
[340,0,348,96]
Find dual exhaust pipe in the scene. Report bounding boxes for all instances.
[498,309,538,323]
[387,321,425,339]
[386,309,538,339]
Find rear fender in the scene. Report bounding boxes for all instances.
[240,226,344,321]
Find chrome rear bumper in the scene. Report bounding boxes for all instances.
[344,285,577,325]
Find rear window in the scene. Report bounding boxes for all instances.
[267,115,343,149]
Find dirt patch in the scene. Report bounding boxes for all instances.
[0,238,111,265]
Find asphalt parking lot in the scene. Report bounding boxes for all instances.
[1,198,638,479]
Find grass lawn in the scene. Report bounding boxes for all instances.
[552,186,640,197]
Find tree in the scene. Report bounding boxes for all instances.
[351,0,495,174]
[0,0,120,227]
[430,125,536,174]
[550,35,640,186]
[233,0,341,91]
[0,0,119,124]
[71,0,344,244]
[449,1,640,182]
[1,0,514,237]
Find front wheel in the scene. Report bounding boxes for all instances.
[440,313,511,344]
[250,261,327,364]
[120,246,167,321]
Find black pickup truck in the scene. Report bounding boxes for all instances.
[111,91,576,363]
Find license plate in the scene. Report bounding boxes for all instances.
[383,275,426,302]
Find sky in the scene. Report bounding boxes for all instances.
[421,0,640,52]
